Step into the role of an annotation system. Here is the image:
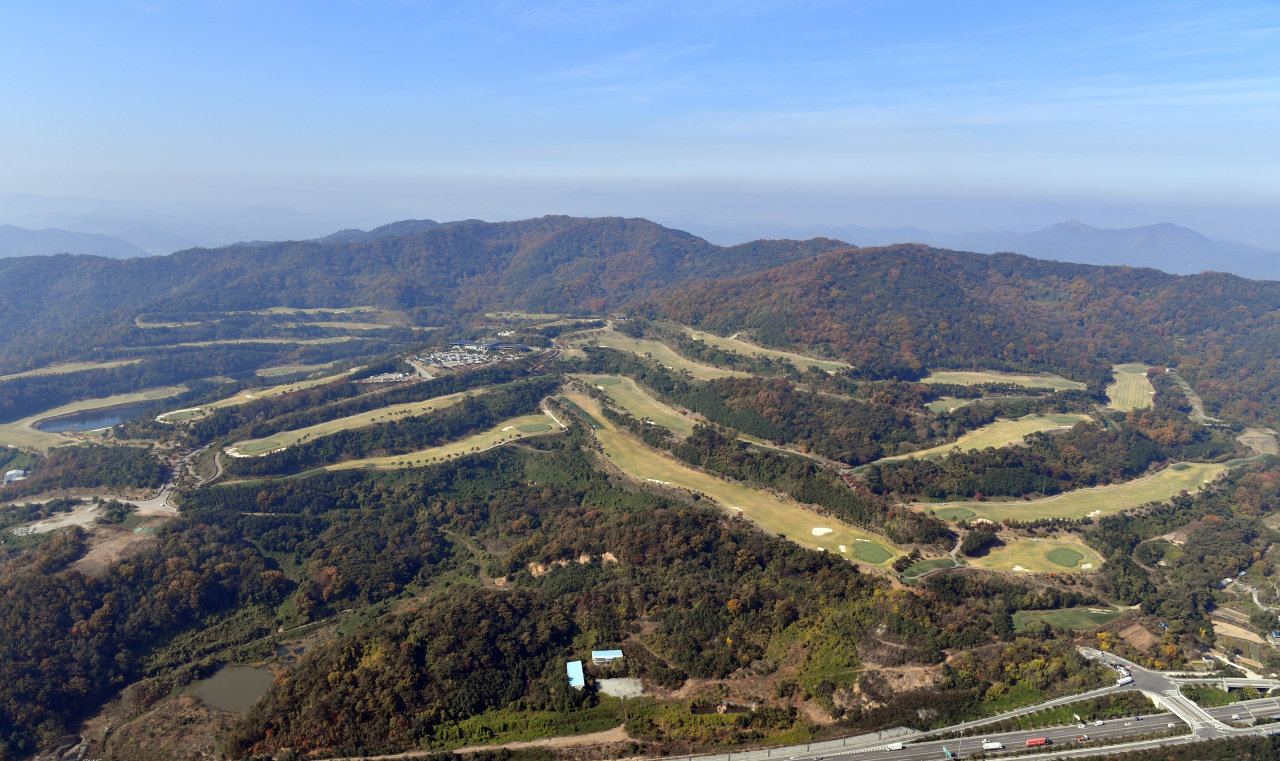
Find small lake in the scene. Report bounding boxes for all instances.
[36,403,155,433]
[183,665,277,713]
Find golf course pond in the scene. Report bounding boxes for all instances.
[183,665,277,713]
[35,402,155,433]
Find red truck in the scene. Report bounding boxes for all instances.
[1026,738,1049,747]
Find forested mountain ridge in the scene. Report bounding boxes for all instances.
[0,216,842,372]
[644,243,1280,424]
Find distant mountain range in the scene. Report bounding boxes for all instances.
[683,220,1279,280]
[1,214,1276,281]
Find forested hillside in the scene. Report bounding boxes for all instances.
[0,217,841,373]
[644,243,1280,424]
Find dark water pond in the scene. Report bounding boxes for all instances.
[184,665,276,713]
[36,403,154,432]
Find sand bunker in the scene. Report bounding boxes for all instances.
[839,545,847,553]
[1012,565,1030,572]
[1081,563,1094,569]
[812,527,833,536]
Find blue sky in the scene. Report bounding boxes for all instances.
[1,1,1277,237]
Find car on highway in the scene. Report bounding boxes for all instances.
[1168,723,1177,728]
[1134,716,1142,721]
[1232,714,1241,720]
[1094,720,1104,726]
[1077,723,1086,728]
[1124,722,1132,726]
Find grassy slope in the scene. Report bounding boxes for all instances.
[0,359,143,382]
[324,413,563,472]
[926,461,1233,521]
[227,387,493,455]
[921,371,1087,390]
[967,539,1104,573]
[1106,364,1155,411]
[574,374,697,435]
[668,325,851,372]
[0,386,184,450]
[879,414,1092,463]
[576,331,749,380]
[1013,608,1124,631]
[561,389,901,567]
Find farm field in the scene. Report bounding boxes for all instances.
[574,375,696,435]
[0,386,184,450]
[0,359,143,382]
[967,539,1104,573]
[923,460,1234,522]
[576,330,749,380]
[667,325,851,372]
[875,413,1091,464]
[325,413,563,471]
[921,371,1086,390]
[1107,364,1155,411]
[561,390,901,566]
[1013,608,1123,631]
[226,387,493,456]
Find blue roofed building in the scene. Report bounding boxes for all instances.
[591,650,624,664]
[566,660,585,689]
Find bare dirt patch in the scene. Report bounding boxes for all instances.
[70,524,158,576]
[1118,622,1160,650]
[100,695,239,761]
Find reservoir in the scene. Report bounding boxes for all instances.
[36,403,155,433]
[183,665,277,713]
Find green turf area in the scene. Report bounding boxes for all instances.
[1047,547,1085,567]
[668,325,851,372]
[579,331,749,380]
[518,423,553,432]
[159,408,205,422]
[324,414,561,472]
[921,371,1086,390]
[561,390,901,566]
[1107,364,1155,411]
[852,543,892,563]
[0,359,143,382]
[903,557,956,577]
[926,398,970,413]
[1013,608,1123,631]
[925,460,1233,521]
[933,507,976,521]
[576,374,696,436]
[968,540,1103,573]
[241,440,282,454]
[876,413,1091,464]
[558,397,603,429]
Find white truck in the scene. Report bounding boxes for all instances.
[885,743,904,751]
[1117,676,1134,686]
[982,741,1004,750]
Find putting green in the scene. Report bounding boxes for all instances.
[921,371,1086,391]
[161,408,206,422]
[853,543,893,563]
[562,390,900,566]
[968,540,1103,573]
[518,423,553,432]
[241,440,282,454]
[1047,547,1085,567]
[934,507,976,521]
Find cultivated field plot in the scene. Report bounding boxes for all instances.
[668,325,852,373]
[967,539,1104,573]
[921,371,1086,391]
[1106,364,1155,411]
[1013,608,1123,631]
[926,461,1232,521]
[0,387,184,450]
[325,413,562,471]
[562,391,901,566]
[574,375,696,435]
[0,359,143,382]
[878,414,1091,463]
[226,387,492,456]
[577,331,749,380]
